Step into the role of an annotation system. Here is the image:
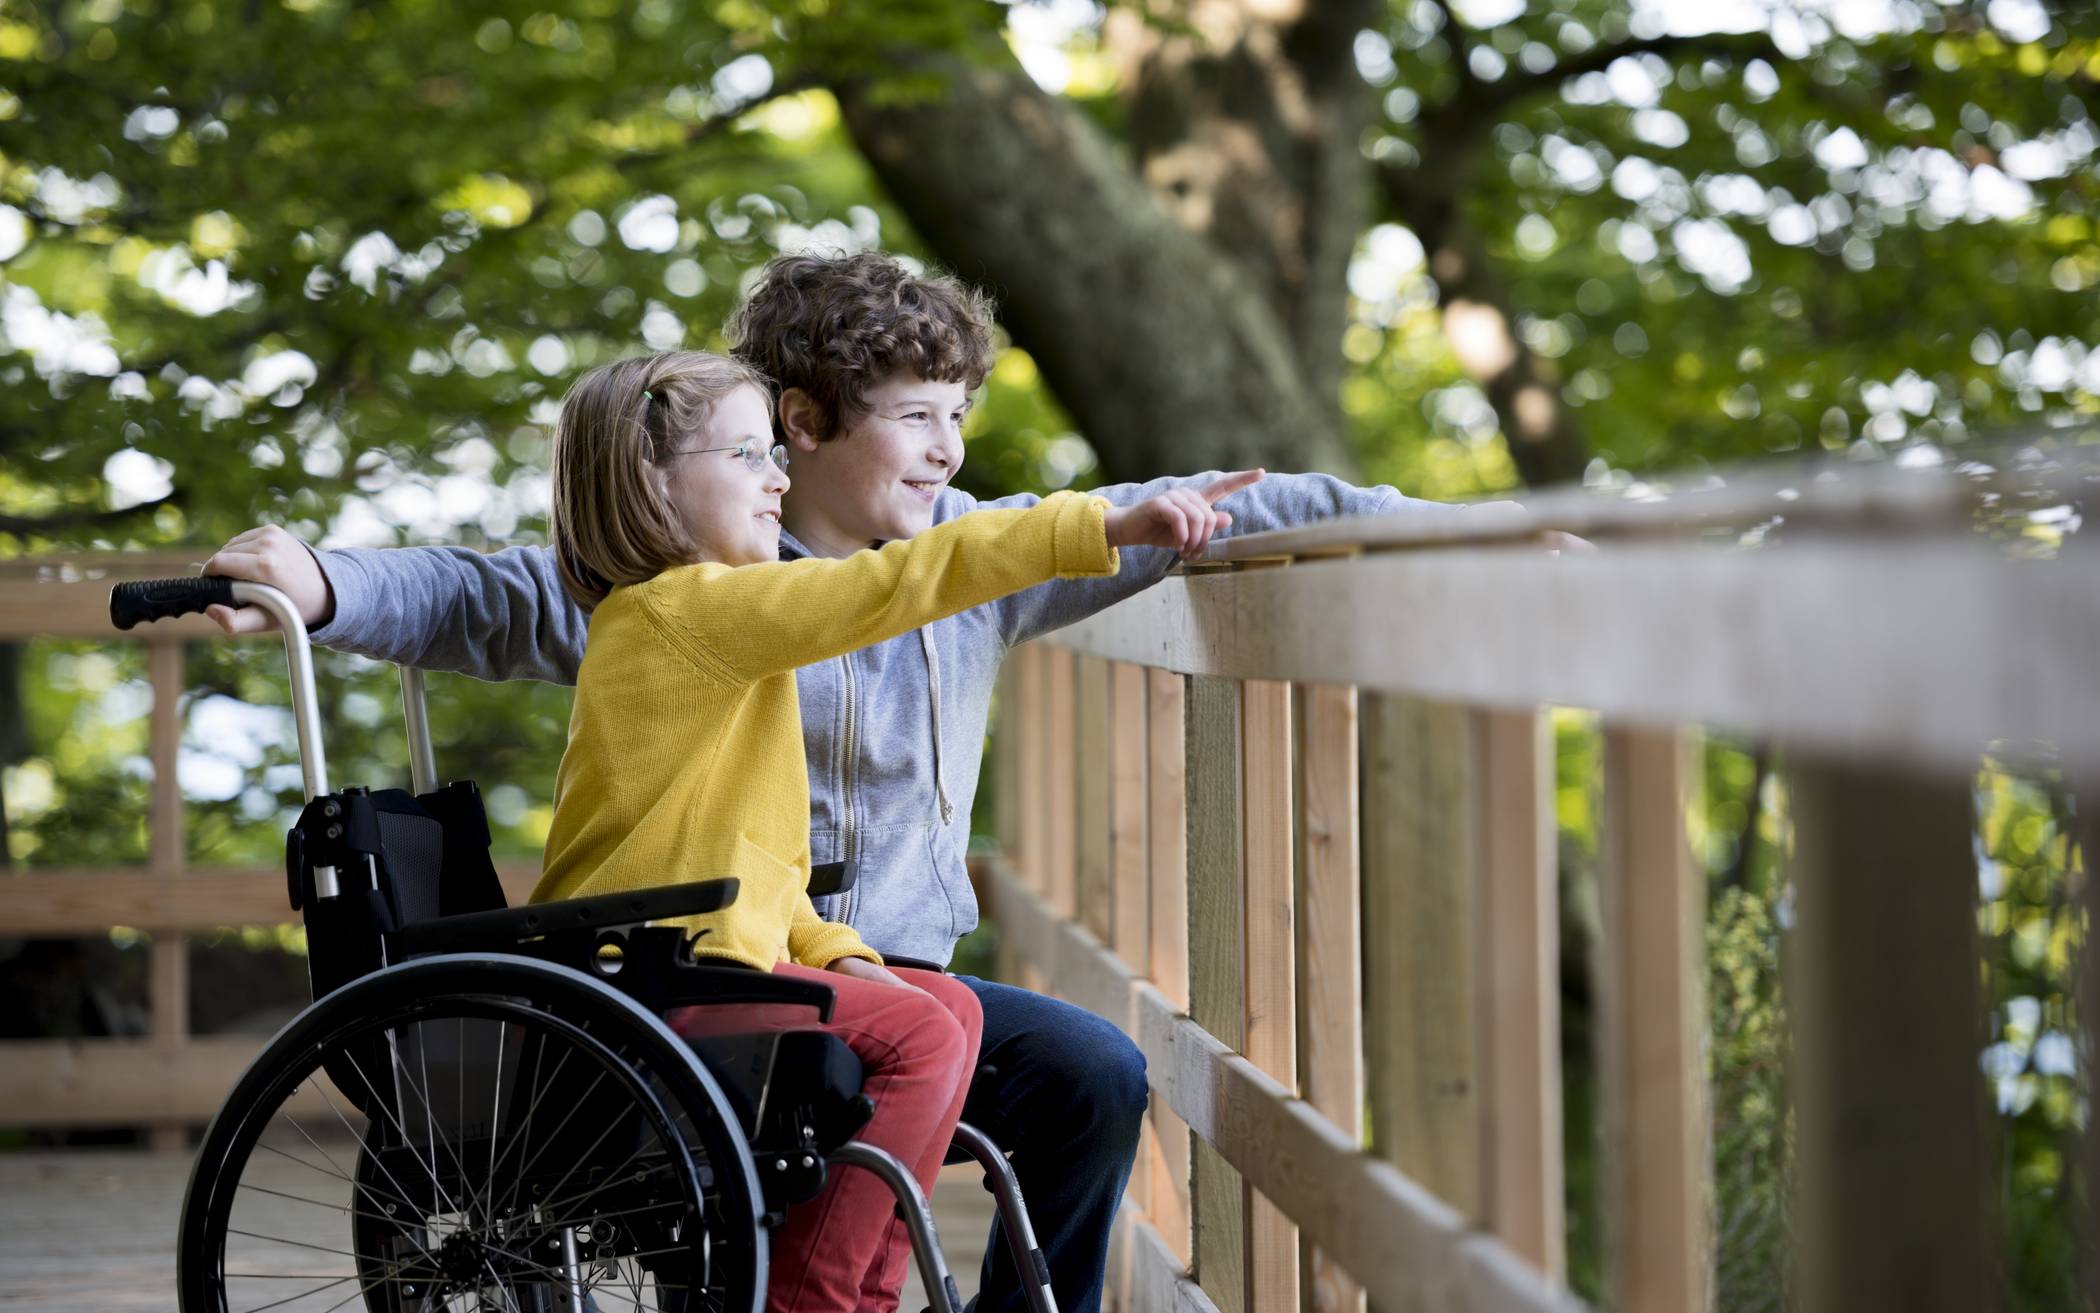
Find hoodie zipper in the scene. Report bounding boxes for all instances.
[836,650,861,926]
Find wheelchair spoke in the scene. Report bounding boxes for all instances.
[489,1065,611,1222]
[483,1030,574,1226]
[223,1246,426,1313]
[339,1042,471,1224]
[238,1177,424,1227]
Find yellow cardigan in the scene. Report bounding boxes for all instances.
[535,491,1119,971]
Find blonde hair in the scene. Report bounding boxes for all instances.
[549,350,772,608]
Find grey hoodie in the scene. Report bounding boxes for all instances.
[308,473,1440,965]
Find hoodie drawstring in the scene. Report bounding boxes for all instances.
[920,627,955,826]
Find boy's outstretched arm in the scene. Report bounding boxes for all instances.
[960,470,1454,647]
[201,526,587,685]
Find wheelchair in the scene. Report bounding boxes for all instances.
[112,577,1059,1313]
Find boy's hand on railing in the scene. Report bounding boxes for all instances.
[199,525,335,635]
[1104,468,1266,561]
[1465,500,1594,555]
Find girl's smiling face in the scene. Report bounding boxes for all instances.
[777,373,969,558]
[668,382,791,567]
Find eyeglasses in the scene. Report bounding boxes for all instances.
[669,438,790,473]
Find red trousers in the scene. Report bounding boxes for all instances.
[670,963,983,1313]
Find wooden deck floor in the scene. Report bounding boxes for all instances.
[0,1148,996,1311]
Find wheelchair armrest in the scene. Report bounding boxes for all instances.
[653,958,839,1023]
[807,858,856,897]
[388,878,739,958]
[877,955,947,974]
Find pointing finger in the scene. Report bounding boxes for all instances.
[1200,468,1266,505]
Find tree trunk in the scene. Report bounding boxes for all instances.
[831,51,1358,482]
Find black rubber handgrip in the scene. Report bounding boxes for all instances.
[109,576,235,631]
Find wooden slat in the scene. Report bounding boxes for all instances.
[1185,675,1246,1313]
[0,1036,339,1125]
[1202,460,1969,563]
[1044,645,1078,918]
[0,577,226,642]
[1788,755,1987,1312]
[986,862,1580,1313]
[1077,655,1113,942]
[1361,694,1481,1214]
[1109,661,1153,1219]
[1598,726,1708,1313]
[1293,683,1364,1313]
[1240,679,1299,1313]
[1111,662,1151,969]
[0,865,543,933]
[1049,545,2100,773]
[1147,667,1194,1265]
[1120,1207,1227,1313]
[1473,707,1565,1279]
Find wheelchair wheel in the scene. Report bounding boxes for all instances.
[179,954,766,1313]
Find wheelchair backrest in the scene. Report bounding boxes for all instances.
[289,780,509,1001]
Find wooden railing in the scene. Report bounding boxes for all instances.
[0,555,537,1143]
[982,461,2100,1313]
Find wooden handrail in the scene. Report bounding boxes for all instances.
[990,470,2091,1313]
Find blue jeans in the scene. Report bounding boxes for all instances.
[953,976,1150,1313]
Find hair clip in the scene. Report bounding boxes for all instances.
[641,389,655,406]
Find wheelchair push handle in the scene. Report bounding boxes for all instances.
[109,575,237,630]
[108,575,332,804]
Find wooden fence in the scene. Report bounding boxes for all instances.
[0,554,538,1146]
[983,461,2100,1313]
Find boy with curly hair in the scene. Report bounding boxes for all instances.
[203,248,1448,1313]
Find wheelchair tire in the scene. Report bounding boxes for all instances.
[177,953,766,1313]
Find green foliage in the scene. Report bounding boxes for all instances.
[1355,0,2100,488]
[1975,763,2091,1311]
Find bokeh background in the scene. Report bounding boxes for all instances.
[2,0,2096,1307]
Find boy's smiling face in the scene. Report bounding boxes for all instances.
[779,372,971,557]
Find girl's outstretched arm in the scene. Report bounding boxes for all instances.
[630,490,1122,687]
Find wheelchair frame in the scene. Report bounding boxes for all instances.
[113,577,1058,1313]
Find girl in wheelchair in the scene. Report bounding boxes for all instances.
[540,349,1252,1313]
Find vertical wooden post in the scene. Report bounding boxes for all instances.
[1241,680,1298,1313]
[1147,667,1194,1265]
[1598,725,1709,1313]
[1789,754,1988,1312]
[1361,693,1481,1216]
[148,638,188,1153]
[1294,684,1364,1313]
[1111,662,1151,968]
[1077,655,1113,943]
[1473,707,1566,1279]
[1186,675,1246,1313]
[1044,645,1078,921]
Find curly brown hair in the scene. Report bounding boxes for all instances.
[725,250,997,441]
